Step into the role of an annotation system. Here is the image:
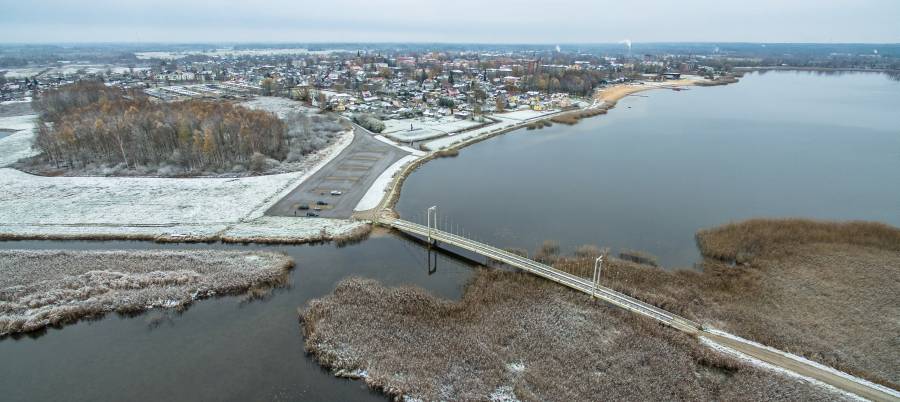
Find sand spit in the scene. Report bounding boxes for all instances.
[300,271,853,401]
[0,249,293,336]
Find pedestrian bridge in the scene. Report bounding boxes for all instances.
[380,214,900,400]
[382,217,701,333]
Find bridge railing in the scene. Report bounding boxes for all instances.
[385,218,701,332]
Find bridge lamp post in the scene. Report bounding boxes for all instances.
[426,206,437,243]
[592,256,603,299]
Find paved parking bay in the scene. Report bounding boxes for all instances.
[266,128,409,218]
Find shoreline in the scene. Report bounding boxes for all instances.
[736,66,900,74]
[357,76,719,221]
[0,77,727,244]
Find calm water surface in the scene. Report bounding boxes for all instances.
[0,235,475,402]
[2,71,898,401]
[398,71,900,266]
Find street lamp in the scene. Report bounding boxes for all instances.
[592,255,603,299]
[426,205,437,243]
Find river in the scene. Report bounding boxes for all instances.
[1,71,898,401]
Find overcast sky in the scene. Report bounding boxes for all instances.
[1,0,898,44]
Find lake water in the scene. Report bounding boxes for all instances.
[1,71,898,401]
[397,71,900,267]
[0,235,476,402]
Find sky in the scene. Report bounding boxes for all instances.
[1,0,898,44]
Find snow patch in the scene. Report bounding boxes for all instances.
[354,155,418,212]
[240,96,317,118]
[489,386,520,402]
[373,135,425,156]
[0,114,39,167]
[506,362,526,373]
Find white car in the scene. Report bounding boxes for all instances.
[330,190,343,196]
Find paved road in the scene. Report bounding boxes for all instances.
[266,127,409,219]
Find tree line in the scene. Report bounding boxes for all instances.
[32,81,289,173]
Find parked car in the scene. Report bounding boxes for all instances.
[330,190,343,196]
[306,212,319,217]
[316,200,329,206]
[297,204,310,210]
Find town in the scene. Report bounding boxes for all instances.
[1,46,735,138]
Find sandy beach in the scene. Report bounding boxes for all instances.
[595,78,703,104]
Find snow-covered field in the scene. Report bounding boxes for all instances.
[0,167,301,226]
[421,109,562,151]
[493,108,560,121]
[0,125,360,242]
[382,116,484,142]
[354,155,418,212]
[241,96,317,118]
[0,114,39,167]
[1,65,148,78]
[135,48,339,60]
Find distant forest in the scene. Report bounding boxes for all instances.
[29,82,346,176]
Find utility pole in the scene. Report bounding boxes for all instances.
[592,256,603,299]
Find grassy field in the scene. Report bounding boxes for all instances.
[300,270,852,401]
[0,249,293,336]
[553,219,900,389]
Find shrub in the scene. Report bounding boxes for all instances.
[353,113,385,133]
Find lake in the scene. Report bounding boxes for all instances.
[397,71,900,267]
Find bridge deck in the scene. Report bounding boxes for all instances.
[385,218,701,333]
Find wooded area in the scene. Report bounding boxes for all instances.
[29,82,343,176]
[32,82,285,174]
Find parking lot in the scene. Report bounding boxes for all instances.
[265,127,409,218]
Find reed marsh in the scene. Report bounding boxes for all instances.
[300,270,853,401]
[0,249,293,336]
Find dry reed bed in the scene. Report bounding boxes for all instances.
[0,223,372,246]
[219,223,372,246]
[0,249,293,336]
[300,270,851,401]
[695,76,740,86]
[553,219,900,389]
[549,107,609,125]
